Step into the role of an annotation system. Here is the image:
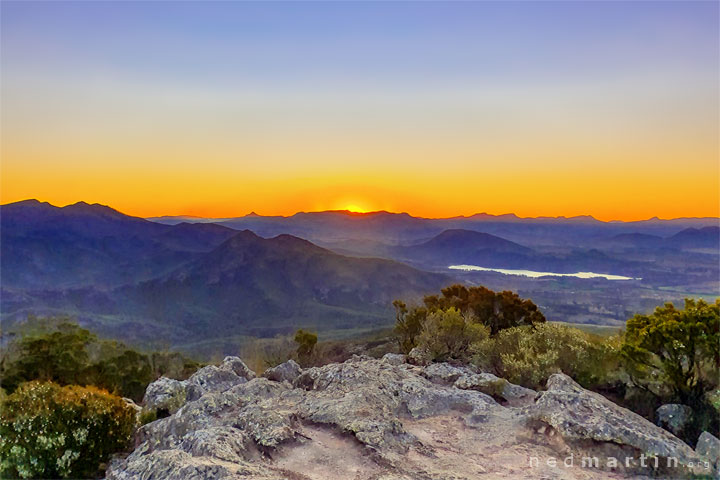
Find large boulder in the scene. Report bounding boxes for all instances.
[655,403,693,438]
[262,359,302,384]
[111,356,515,479]
[529,374,706,477]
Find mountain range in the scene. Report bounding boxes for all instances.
[1,199,717,351]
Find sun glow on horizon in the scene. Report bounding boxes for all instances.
[341,204,370,214]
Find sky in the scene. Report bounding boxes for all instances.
[1,1,718,221]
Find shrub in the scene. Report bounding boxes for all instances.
[294,329,318,366]
[473,323,618,389]
[0,381,135,479]
[416,308,489,362]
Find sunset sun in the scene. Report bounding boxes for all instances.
[342,204,369,213]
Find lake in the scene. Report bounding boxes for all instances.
[448,265,639,281]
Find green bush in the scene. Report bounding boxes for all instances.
[416,308,489,362]
[0,381,135,479]
[473,323,619,389]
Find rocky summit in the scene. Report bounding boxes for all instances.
[108,355,717,480]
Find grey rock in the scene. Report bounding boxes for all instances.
[185,356,256,401]
[381,353,406,366]
[529,373,703,475]
[222,356,257,380]
[455,372,536,407]
[656,403,693,438]
[106,449,280,480]
[406,346,431,366]
[696,431,720,468]
[142,377,187,415]
[262,359,302,383]
[421,362,471,384]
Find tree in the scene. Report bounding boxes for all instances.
[621,298,720,406]
[423,284,546,335]
[1,322,95,393]
[393,285,545,351]
[87,348,154,402]
[1,317,199,402]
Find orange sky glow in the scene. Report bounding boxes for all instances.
[1,2,718,222]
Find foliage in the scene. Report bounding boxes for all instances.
[0,381,135,479]
[621,299,720,441]
[294,329,318,365]
[393,300,428,354]
[473,323,620,389]
[621,298,719,406]
[393,284,545,353]
[1,317,200,402]
[423,284,546,335]
[416,308,489,362]
[1,322,95,392]
[138,408,158,426]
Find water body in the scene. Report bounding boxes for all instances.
[449,265,639,281]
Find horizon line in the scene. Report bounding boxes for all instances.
[4,198,720,224]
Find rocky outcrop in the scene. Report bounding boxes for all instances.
[110,358,714,480]
[142,356,255,415]
[261,359,302,384]
[655,403,693,438]
[529,374,706,477]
